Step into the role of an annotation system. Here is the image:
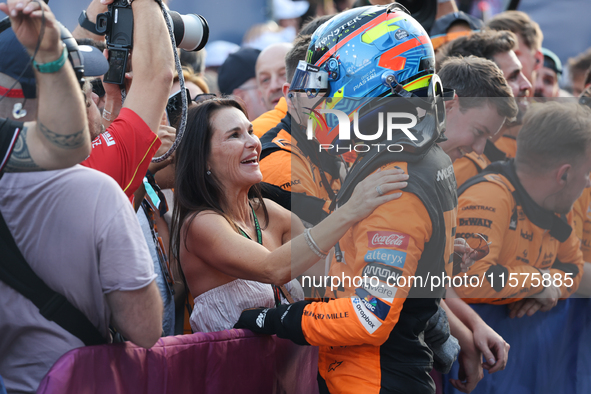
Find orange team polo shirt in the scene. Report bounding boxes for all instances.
[573,182,591,262]
[494,135,517,159]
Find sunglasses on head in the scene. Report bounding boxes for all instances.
[193,93,217,103]
[453,233,491,275]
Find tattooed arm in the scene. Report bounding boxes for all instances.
[2,0,91,172]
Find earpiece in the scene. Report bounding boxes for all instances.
[12,102,27,119]
[287,92,294,99]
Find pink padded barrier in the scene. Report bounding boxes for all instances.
[37,329,319,394]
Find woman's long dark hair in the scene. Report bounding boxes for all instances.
[170,97,268,281]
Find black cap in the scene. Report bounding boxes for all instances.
[217,47,260,95]
[0,28,36,98]
[0,28,109,99]
[430,11,484,37]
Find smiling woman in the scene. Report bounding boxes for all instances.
[170,97,410,333]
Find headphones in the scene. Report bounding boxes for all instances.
[12,102,27,119]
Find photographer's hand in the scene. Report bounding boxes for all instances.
[72,0,112,41]
[101,50,123,128]
[122,0,174,135]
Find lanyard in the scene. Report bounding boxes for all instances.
[237,205,282,307]
[141,200,175,296]
[238,205,262,244]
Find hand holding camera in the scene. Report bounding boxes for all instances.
[96,0,208,85]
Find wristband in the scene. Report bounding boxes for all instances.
[33,45,68,74]
[78,10,104,35]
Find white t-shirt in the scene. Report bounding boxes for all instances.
[0,165,155,393]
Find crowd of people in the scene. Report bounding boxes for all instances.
[0,0,590,393]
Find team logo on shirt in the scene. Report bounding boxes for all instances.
[461,205,496,213]
[436,165,454,182]
[328,361,343,372]
[459,217,493,229]
[362,263,402,283]
[520,229,533,241]
[367,231,410,250]
[364,248,406,268]
[352,297,382,334]
[256,309,269,328]
[355,288,390,320]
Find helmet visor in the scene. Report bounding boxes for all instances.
[290,60,329,98]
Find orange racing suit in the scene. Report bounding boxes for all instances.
[454,160,584,303]
[299,145,457,394]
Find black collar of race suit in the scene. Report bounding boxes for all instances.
[483,140,507,163]
[330,138,435,211]
[470,159,572,242]
[281,113,342,182]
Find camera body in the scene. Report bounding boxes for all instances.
[96,0,134,85]
[96,1,209,85]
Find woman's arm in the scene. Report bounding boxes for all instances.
[186,169,408,285]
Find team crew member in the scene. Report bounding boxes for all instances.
[236,6,460,393]
[573,179,591,297]
[437,30,532,180]
[572,89,591,297]
[438,30,531,185]
[258,34,342,225]
[434,56,517,189]
[453,101,589,309]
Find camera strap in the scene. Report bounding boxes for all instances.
[0,210,106,346]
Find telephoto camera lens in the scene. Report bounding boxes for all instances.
[168,11,209,52]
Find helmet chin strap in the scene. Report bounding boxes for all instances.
[384,74,414,98]
[287,92,304,126]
